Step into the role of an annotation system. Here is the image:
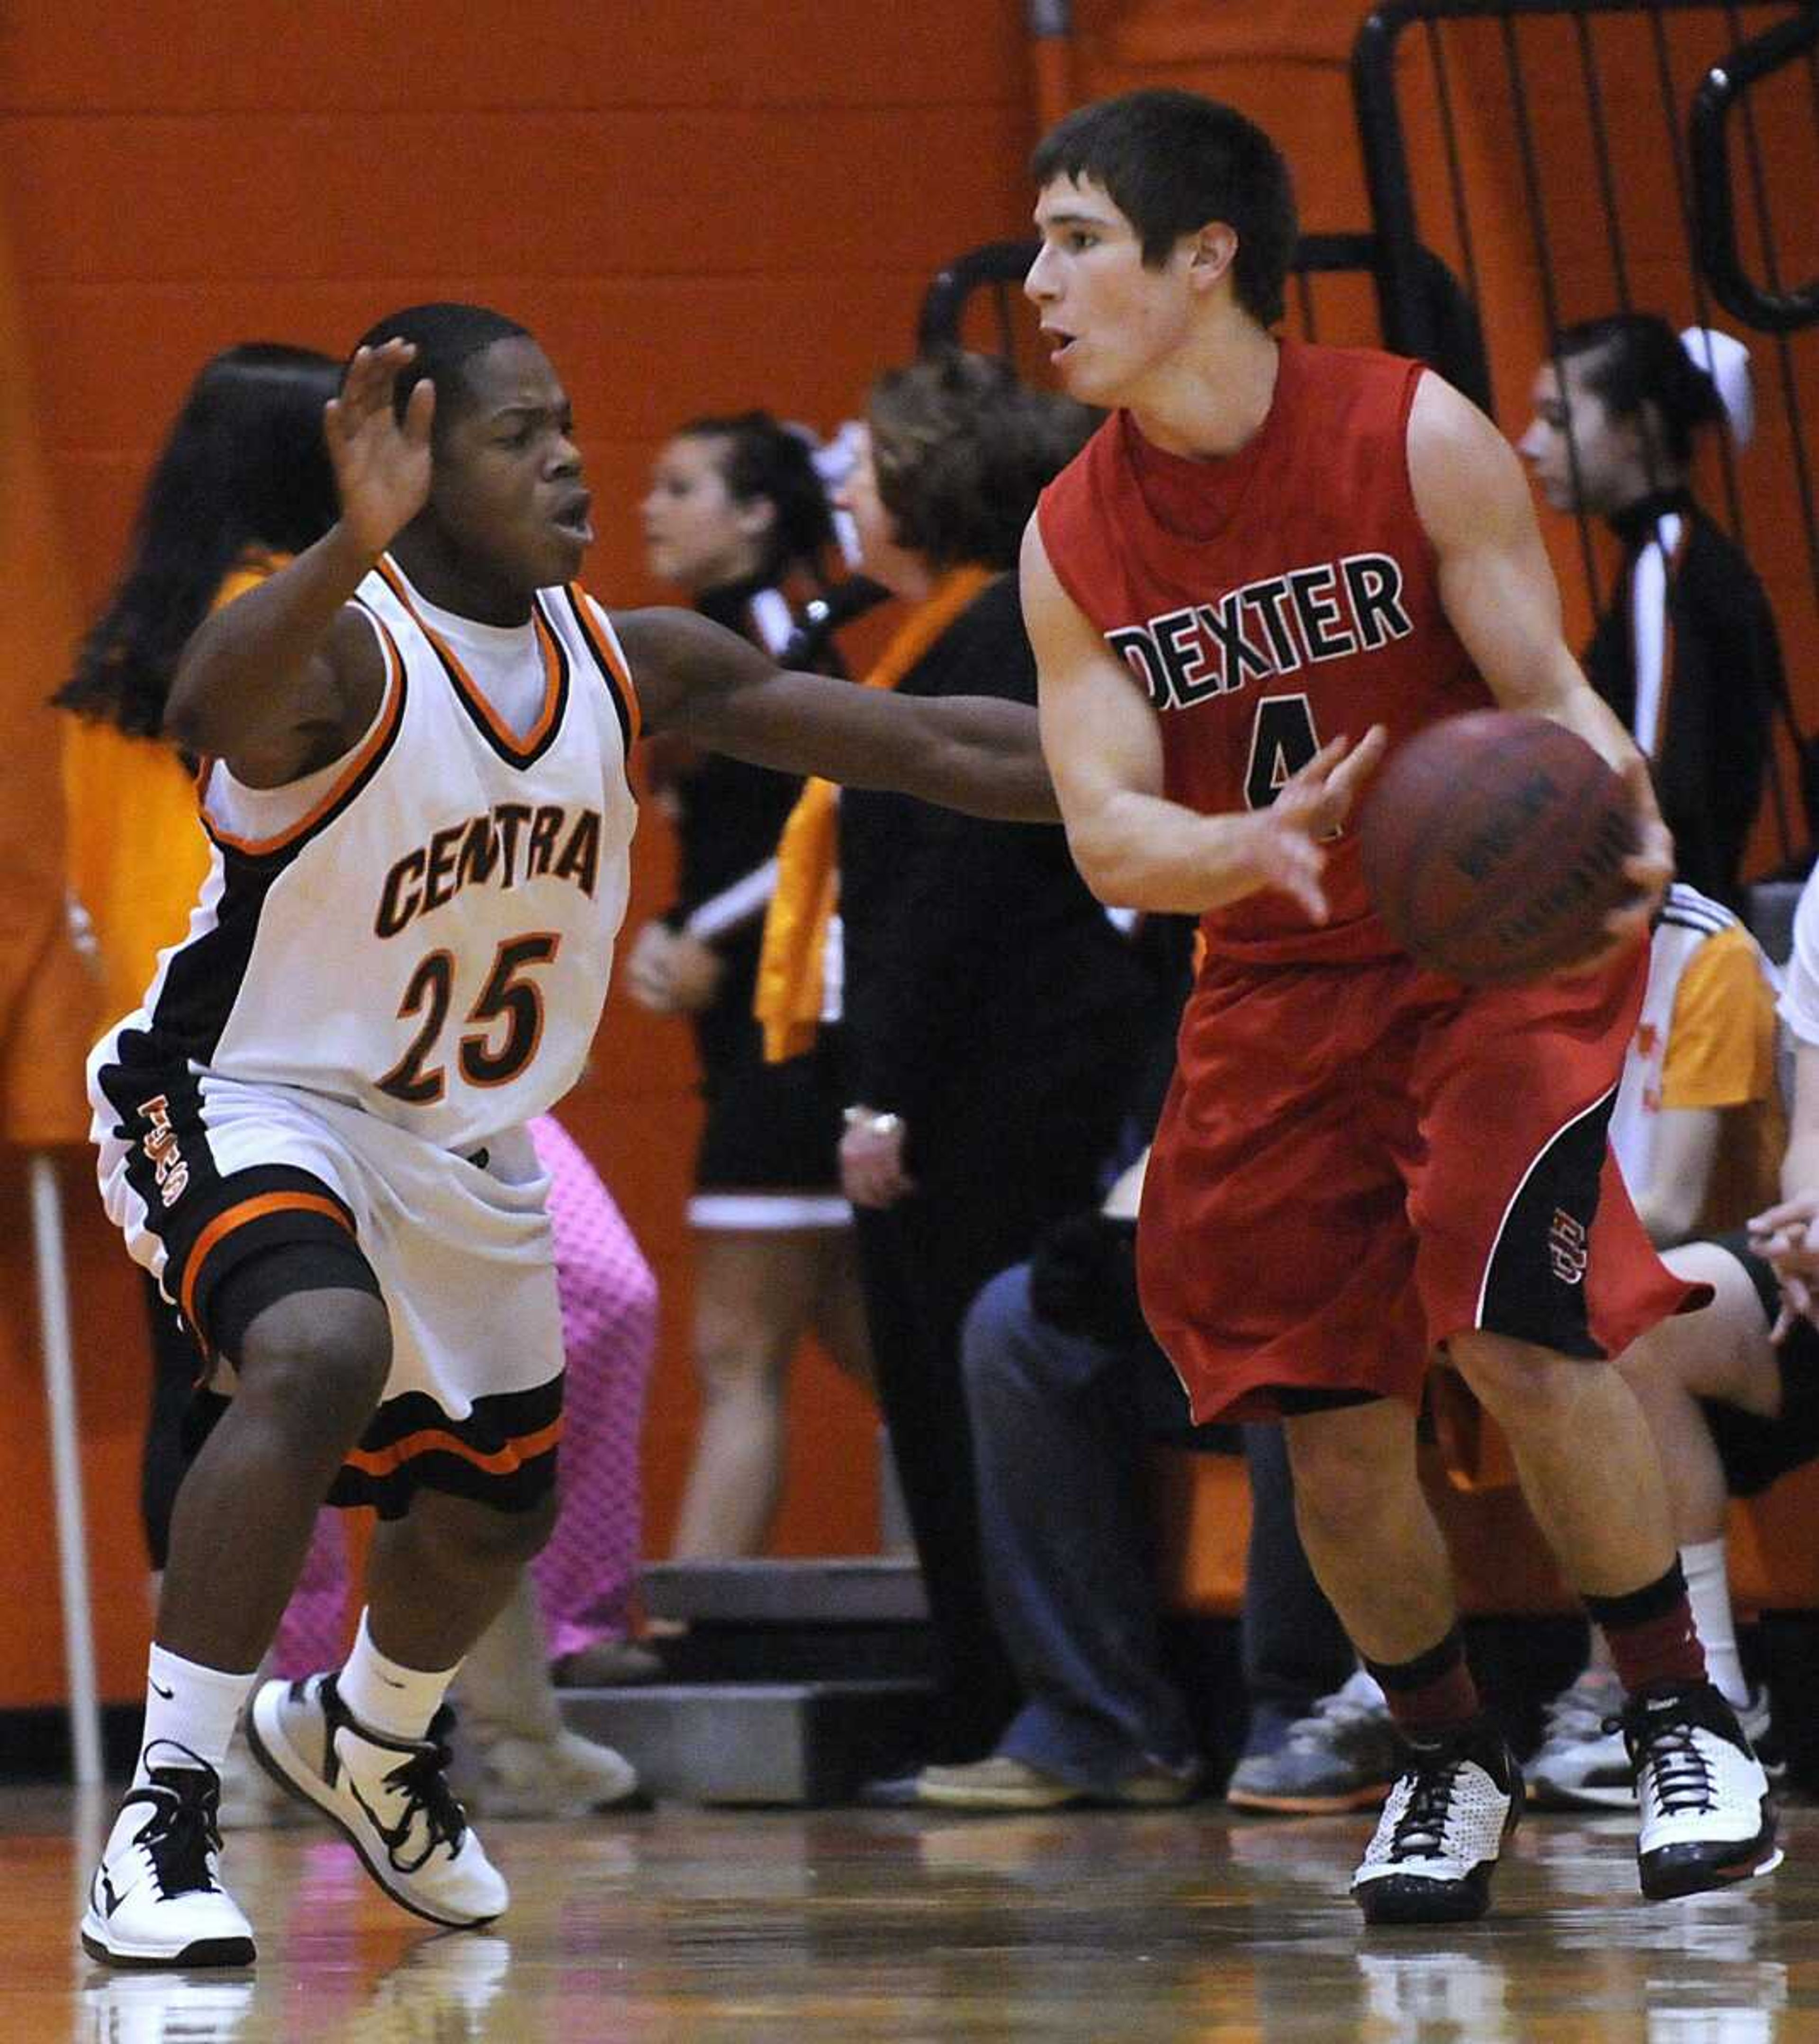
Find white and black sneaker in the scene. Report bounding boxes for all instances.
[1623,1680,1781,1900]
[246,1673,507,1929]
[1351,1719,1523,1926]
[79,1743,256,1969]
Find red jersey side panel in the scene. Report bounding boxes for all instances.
[1037,337,1493,965]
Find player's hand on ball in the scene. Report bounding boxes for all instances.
[1250,725,1388,921]
[1605,753,1673,941]
[325,340,434,561]
[1562,755,1673,979]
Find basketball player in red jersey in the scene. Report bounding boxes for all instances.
[1022,91,1778,1923]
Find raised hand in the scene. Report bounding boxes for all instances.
[1246,724,1388,921]
[324,340,435,561]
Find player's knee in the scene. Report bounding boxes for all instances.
[469,1489,559,1567]
[1284,1412,1408,1537]
[1448,1332,1585,1431]
[694,1317,783,1397]
[232,1291,391,1446]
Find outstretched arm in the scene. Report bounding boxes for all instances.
[612,604,1059,822]
[162,341,432,786]
[1023,517,1384,917]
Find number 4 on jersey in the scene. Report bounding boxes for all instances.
[1243,693,1322,811]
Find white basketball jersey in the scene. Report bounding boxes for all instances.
[107,555,639,1153]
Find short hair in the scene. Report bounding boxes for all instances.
[1031,89,1299,325]
[1554,314,1724,468]
[674,412,835,581]
[351,302,531,433]
[866,351,1095,572]
[56,343,341,736]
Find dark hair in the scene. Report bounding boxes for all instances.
[351,301,531,435]
[675,411,835,582]
[1555,314,1724,468]
[867,351,1095,571]
[55,343,341,736]
[1031,89,1298,325]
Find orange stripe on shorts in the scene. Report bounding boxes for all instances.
[342,1414,565,1481]
[180,1192,353,1332]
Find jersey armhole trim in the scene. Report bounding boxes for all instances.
[199,612,407,861]
[568,587,643,749]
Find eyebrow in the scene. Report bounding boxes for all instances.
[486,399,570,424]
[1036,209,1114,230]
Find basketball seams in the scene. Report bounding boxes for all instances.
[1362,712,1636,983]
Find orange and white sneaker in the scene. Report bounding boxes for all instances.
[247,1673,506,1929]
[79,1743,256,1969]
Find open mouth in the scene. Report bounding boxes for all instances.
[552,495,595,542]
[1044,327,1077,362]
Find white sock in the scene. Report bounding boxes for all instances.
[337,1609,460,1742]
[1682,1540,1749,1709]
[133,1645,258,1785]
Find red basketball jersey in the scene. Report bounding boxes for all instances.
[1037,337,1493,965]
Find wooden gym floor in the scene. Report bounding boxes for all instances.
[8,1787,1816,2041]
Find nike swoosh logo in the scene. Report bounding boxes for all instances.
[101,1872,138,1920]
[149,1680,175,1701]
[378,1674,407,1689]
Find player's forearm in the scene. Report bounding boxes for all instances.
[163,523,374,755]
[1493,644,1642,779]
[684,670,1060,822]
[1066,788,1277,914]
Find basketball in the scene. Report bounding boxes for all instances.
[1357,711,1639,984]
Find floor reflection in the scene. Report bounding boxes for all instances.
[28,1800,1819,2043]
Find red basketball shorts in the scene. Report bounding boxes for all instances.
[1136,944,1700,1423]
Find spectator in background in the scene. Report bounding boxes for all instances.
[1528,882,1787,1806]
[55,342,647,1827]
[758,351,1150,1765]
[1520,316,1786,908]
[917,1006,1380,1812]
[626,414,875,1561]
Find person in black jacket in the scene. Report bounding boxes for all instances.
[1520,316,1788,908]
[819,352,1151,1762]
[627,413,877,1559]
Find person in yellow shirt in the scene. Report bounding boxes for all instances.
[54,343,342,1575]
[1530,882,1786,1806]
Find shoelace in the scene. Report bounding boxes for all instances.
[373,1724,469,1873]
[1615,1711,1717,1815]
[130,1775,225,1898]
[1384,1757,1466,1860]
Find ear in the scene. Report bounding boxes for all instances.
[735,496,778,541]
[1186,223,1239,295]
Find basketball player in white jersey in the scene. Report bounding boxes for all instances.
[81,304,1056,1970]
